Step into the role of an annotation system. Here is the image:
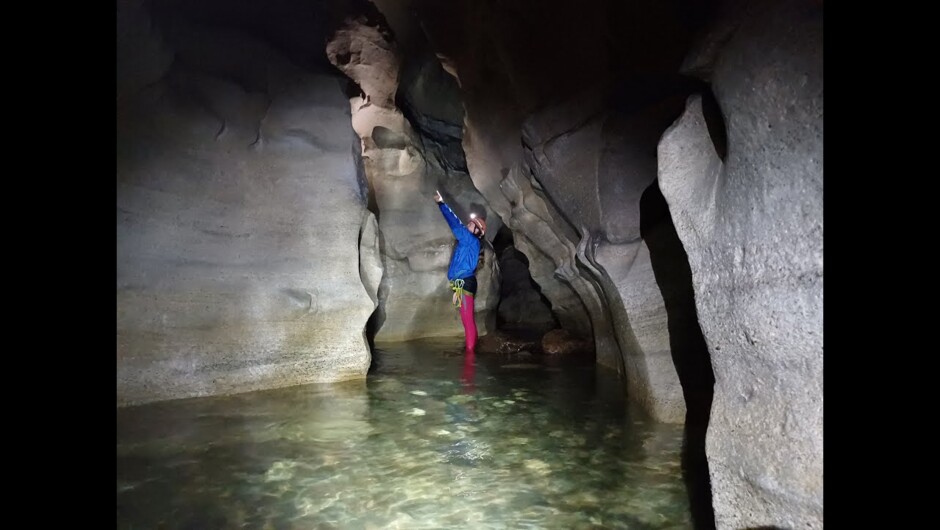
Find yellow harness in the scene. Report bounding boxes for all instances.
[449,279,473,308]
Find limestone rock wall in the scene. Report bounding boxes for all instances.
[326,13,500,343]
[657,0,823,526]
[117,0,380,405]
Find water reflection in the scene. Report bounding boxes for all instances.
[117,338,692,529]
[461,350,476,394]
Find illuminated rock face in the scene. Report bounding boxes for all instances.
[327,14,500,343]
[658,1,823,527]
[117,2,379,405]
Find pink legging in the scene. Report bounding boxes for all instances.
[459,293,477,353]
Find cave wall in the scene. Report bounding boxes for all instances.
[365,0,707,424]
[657,0,823,526]
[326,12,501,343]
[116,0,380,405]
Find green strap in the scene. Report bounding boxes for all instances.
[449,279,467,308]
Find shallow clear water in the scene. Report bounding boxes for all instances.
[117,339,692,529]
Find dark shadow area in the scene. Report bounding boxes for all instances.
[604,74,726,166]
[364,302,384,361]
[394,45,469,174]
[606,0,719,87]
[150,0,386,72]
[364,291,384,358]
[641,180,716,530]
[371,125,411,149]
[365,228,389,360]
[341,77,364,100]
[700,85,727,161]
[491,225,558,334]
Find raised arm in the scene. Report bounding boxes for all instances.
[434,190,472,241]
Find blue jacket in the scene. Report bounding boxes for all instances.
[438,202,481,281]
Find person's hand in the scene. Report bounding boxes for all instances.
[433,190,443,203]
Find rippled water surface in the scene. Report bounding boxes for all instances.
[117,339,692,529]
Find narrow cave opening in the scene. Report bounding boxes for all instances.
[491,224,558,337]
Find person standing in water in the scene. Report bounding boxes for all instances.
[433,190,486,355]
